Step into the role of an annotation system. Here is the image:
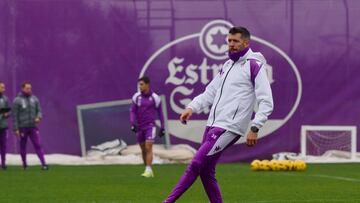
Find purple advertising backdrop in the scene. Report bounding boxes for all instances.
[0,0,359,162]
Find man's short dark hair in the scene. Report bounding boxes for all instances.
[21,81,31,88]
[229,26,251,40]
[138,76,150,84]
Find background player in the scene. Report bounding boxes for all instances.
[0,82,10,170]
[130,76,165,178]
[13,82,48,170]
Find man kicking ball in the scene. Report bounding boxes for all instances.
[130,76,165,178]
[163,26,273,203]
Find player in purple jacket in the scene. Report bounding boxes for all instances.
[130,76,165,178]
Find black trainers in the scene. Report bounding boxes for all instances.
[41,165,49,170]
[1,166,7,170]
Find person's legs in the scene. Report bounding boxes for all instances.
[144,126,155,166]
[145,142,153,167]
[137,128,146,163]
[141,126,156,177]
[137,127,154,177]
[28,128,46,166]
[164,127,236,203]
[139,143,146,165]
[144,141,153,169]
[19,128,29,168]
[199,159,222,202]
[199,131,240,203]
[0,129,7,169]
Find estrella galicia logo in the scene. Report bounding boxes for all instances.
[140,20,302,144]
[199,20,233,60]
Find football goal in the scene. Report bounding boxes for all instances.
[301,125,359,163]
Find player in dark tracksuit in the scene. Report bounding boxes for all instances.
[13,82,48,170]
[0,82,10,170]
[130,76,165,178]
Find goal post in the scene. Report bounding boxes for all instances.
[301,125,357,163]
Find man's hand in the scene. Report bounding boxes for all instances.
[180,108,193,124]
[131,125,137,133]
[35,117,41,124]
[158,128,165,138]
[15,130,20,137]
[246,131,258,146]
[3,113,9,118]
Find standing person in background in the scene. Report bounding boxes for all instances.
[130,76,165,178]
[13,82,48,170]
[0,82,11,170]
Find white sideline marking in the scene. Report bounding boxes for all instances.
[310,174,360,182]
[231,173,360,203]
[241,199,360,203]
[277,172,360,183]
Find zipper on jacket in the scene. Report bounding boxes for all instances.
[232,105,240,120]
[27,97,31,126]
[211,61,236,126]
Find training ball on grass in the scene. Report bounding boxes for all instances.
[276,160,288,171]
[250,159,261,171]
[281,160,293,171]
[260,160,272,171]
[287,160,296,171]
[294,160,306,171]
[269,160,280,171]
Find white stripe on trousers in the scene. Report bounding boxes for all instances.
[152,127,156,139]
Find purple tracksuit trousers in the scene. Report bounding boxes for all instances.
[19,128,46,167]
[0,129,7,168]
[164,127,240,203]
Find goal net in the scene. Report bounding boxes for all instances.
[301,125,359,163]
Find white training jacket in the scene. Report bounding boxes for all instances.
[187,48,274,136]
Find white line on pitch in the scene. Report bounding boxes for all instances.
[276,172,360,183]
[240,199,360,203]
[309,174,360,182]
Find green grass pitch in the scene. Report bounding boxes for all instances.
[0,163,359,203]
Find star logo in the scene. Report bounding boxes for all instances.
[210,29,227,50]
[199,20,233,60]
